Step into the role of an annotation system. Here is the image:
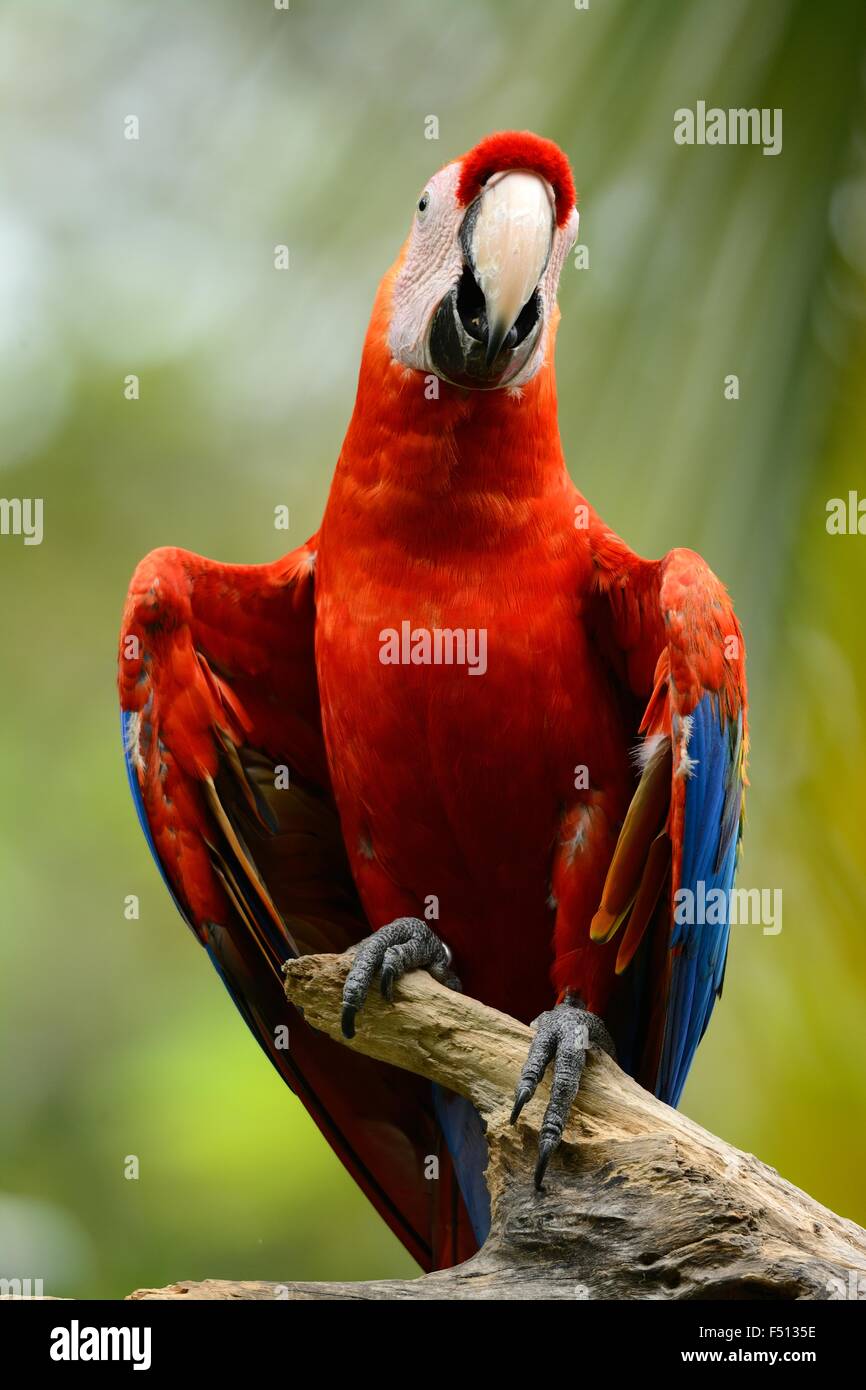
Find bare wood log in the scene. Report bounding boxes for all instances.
[128,951,866,1301]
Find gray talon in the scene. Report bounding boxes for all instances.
[510,995,616,1189]
[341,917,461,1038]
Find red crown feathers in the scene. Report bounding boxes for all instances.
[456,131,577,228]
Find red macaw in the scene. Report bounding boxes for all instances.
[119,131,747,1271]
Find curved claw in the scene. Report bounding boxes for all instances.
[509,1082,534,1125]
[340,917,459,1039]
[535,1136,558,1190]
[341,1004,358,1040]
[510,1000,615,1190]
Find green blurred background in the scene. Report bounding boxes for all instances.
[1,0,865,1297]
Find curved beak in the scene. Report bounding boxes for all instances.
[469,171,554,365]
[428,168,556,389]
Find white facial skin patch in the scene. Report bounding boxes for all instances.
[388,161,578,389]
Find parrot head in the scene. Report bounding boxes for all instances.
[387,131,579,392]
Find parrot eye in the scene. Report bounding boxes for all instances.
[417,191,431,217]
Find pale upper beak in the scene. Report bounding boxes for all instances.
[469,170,555,365]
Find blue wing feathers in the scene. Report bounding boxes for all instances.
[432,1085,491,1245]
[657,695,742,1105]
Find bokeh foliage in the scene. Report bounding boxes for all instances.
[1,0,864,1296]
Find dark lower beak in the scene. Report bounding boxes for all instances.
[429,264,543,390]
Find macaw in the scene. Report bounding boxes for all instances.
[118,131,747,1271]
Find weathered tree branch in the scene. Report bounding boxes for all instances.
[129,951,866,1301]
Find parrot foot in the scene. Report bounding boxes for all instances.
[510,995,616,1190]
[341,917,461,1040]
